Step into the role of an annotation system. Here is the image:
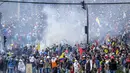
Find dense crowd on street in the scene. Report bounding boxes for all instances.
[0,36,130,73]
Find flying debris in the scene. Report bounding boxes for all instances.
[123,12,126,18]
[96,17,101,27]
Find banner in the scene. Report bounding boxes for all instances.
[36,43,40,50]
[26,64,32,73]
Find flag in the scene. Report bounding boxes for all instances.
[59,52,65,59]
[36,43,40,50]
[59,52,65,62]
[78,46,83,56]
[65,49,68,54]
[104,48,108,53]
[112,42,115,46]
[96,17,101,27]
[116,49,119,55]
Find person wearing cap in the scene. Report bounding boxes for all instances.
[73,60,80,73]
[38,59,44,73]
[80,55,86,73]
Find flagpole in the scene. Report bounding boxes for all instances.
[81,0,89,46]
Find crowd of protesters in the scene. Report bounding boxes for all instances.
[0,36,130,73]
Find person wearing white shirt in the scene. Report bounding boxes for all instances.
[18,59,25,73]
[73,60,80,73]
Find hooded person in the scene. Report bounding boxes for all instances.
[73,60,80,73]
[18,59,25,73]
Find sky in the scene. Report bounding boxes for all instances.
[0,0,130,47]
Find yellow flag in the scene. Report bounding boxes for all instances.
[112,42,115,46]
[8,52,12,56]
[36,43,40,50]
[59,52,65,59]
[96,17,100,24]
[96,17,101,27]
[108,39,110,42]
[104,49,108,53]
[116,49,119,55]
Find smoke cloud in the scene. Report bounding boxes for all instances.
[0,0,130,48]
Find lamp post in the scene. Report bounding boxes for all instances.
[81,1,89,45]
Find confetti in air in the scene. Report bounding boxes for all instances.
[0,0,130,47]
